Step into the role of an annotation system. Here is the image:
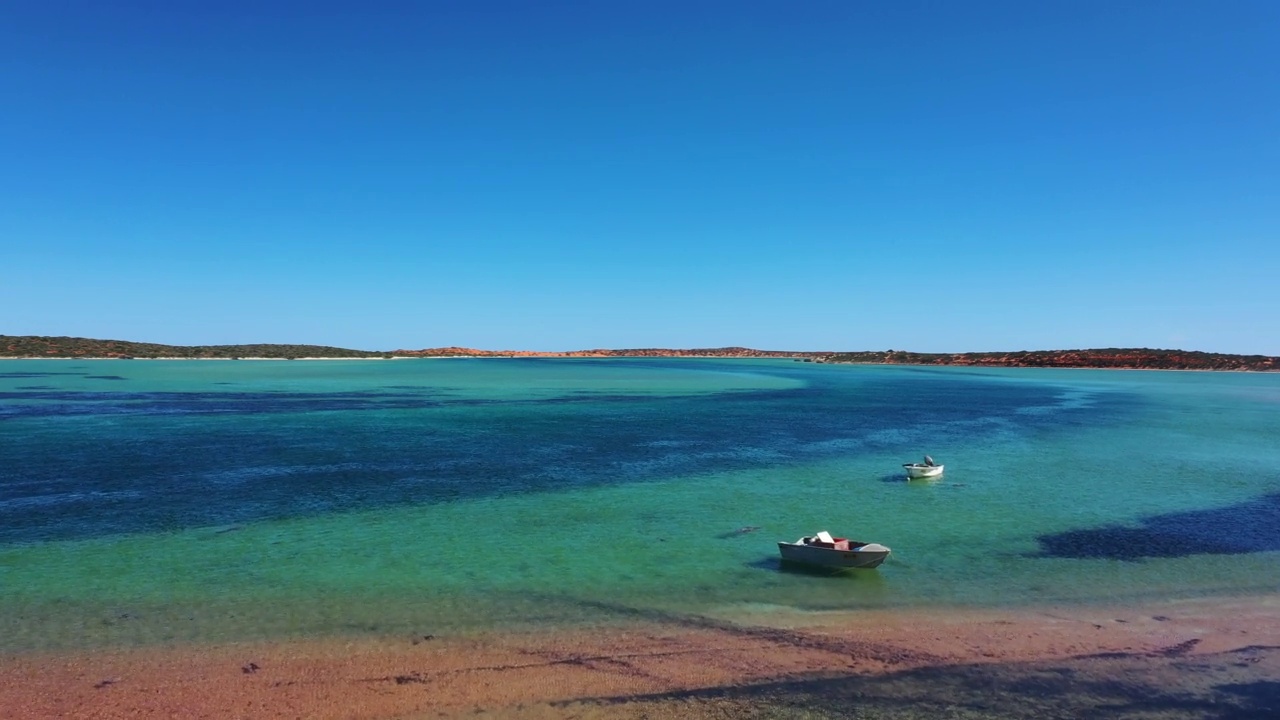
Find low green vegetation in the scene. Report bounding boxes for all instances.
[0,335,386,360]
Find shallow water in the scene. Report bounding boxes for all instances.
[2,359,1278,650]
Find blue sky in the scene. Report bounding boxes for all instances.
[3,1,1277,354]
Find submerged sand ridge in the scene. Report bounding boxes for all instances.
[4,597,1278,719]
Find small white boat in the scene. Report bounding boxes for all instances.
[903,454,943,479]
[777,530,891,570]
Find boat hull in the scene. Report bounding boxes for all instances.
[903,463,943,479]
[777,542,890,570]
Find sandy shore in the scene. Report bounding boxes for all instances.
[4,596,1279,719]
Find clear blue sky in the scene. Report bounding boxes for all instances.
[3,1,1277,354]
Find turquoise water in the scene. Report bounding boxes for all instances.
[1,359,1278,651]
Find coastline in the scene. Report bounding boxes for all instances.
[4,595,1278,718]
[2,356,1277,372]
[5,335,1278,369]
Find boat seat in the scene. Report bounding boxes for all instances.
[815,530,836,544]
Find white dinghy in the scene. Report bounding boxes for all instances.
[903,455,944,479]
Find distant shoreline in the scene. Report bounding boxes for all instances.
[1,356,1276,373]
[2,335,1277,371]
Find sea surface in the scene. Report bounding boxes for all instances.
[2,358,1278,652]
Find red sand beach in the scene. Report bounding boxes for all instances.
[4,596,1279,718]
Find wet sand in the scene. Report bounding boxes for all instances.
[4,596,1279,719]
